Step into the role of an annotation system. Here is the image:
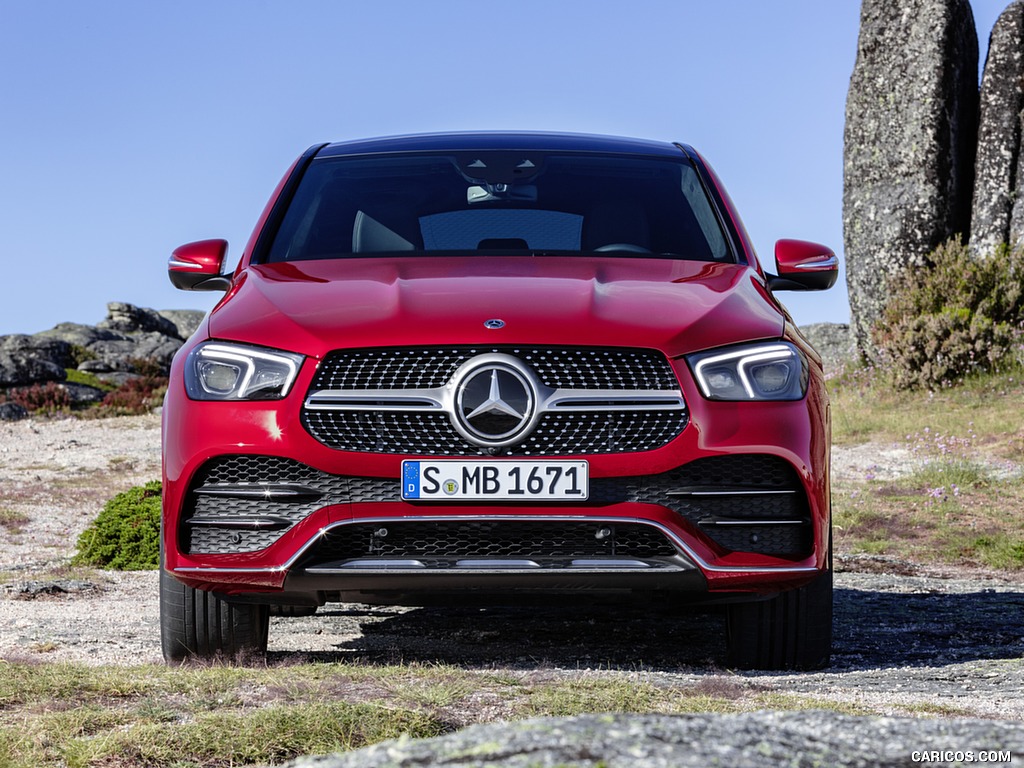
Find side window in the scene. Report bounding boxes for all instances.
[679,164,729,261]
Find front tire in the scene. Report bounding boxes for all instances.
[725,568,833,671]
[160,568,270,664]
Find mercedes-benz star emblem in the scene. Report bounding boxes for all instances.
[483,319,505,329]
[453,357,537,447]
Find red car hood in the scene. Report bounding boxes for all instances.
[208,256,784,358]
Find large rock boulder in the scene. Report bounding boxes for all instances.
[281,711,1024,768]
[799,322,856,373]
[98,302,181,337]
[85,333,185,373]
[843,0,979,356]
[970,0,1024,257]
[0,335,70,387]
[156,309,205,341]
[34,322,126,349]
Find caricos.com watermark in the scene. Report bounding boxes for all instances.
[911,750,1013,764]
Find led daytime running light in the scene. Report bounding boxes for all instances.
[186,342,304,401]
[688,342,806,401]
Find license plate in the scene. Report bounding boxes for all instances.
[402,460,589,501]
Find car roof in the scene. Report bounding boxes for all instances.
[315,131,692,158]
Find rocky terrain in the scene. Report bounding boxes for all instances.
[0,303,204,419]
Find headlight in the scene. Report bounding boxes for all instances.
[687,342,808,401]
[184,342,305,400]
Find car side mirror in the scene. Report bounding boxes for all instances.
[168,239,232,291]
[767,239,838,292]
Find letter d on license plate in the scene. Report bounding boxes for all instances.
[402,460,589,501]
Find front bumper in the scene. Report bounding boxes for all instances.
[162,349,831,600]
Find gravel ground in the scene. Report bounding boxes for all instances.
[1,415,1023,723]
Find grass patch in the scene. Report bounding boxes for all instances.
[0,507,30,534]
[61,702,442,768]
[833,458,1024,572]
[956,534,1024,570]
[829,363,1024,451]
[834,472,1024,569]
[62,368,117,392]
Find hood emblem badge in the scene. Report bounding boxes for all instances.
[483,318,505,330]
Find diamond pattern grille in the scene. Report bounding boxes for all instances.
[311,346,679,390]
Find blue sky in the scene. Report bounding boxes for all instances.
[0,1,1011,335]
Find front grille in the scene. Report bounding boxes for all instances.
[590,455,812,556]
[181,454,811,558]
[303,409,686,456]
[299,520,678,566]
[303,346,688,455]
[181,456,393,555]
[312,346,679,390]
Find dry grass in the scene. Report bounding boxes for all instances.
[830,364,1024,571]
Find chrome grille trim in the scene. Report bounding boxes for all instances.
[304,387,684,413]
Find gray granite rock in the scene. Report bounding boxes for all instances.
[156,309,206,341]
[282,711,1024,768]
[0,335,70,386]
[843,0,979,356]
[33,322,127,349]
[0,402,29,421]
[98,302,180,338]
[971,0,1024,257]
[86,333,182,374]
[77,359,113,373]
[59,382,107,405]
[798,322,855,372]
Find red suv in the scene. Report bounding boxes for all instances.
[161,132,838,669]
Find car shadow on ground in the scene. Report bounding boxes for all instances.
[267,583,1024,672]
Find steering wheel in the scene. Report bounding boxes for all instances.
[594,243,652,253]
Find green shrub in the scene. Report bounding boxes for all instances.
[68,344,99,367]
[872,238,1024,390]
[73,481,161,570]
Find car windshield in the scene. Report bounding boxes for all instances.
[263,151,733,263]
